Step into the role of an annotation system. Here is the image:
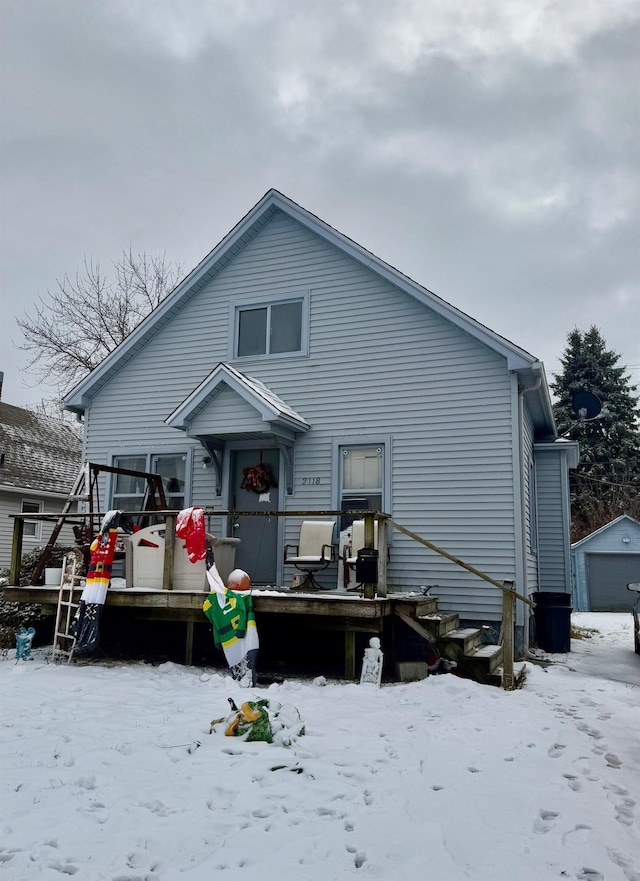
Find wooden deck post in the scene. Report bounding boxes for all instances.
[344,630,356,680]
[9,518,24,585]
[163,514,176,591]
[185,621,195,665]
[377,516,387,597]
[502,580,515,691]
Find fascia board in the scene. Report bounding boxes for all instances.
[165,362,309,432]
[0,485,70,499]
[63,198,280,411]
[64,187,539,409]
[270,191,537,369]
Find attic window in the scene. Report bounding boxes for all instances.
[235,297,307,358]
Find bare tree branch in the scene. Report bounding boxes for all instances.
[16,250,183,398]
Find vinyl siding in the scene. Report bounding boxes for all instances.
[189,387,266,436]
[83,210,517,620]
[0,491,75,574]
[535,447,570,593]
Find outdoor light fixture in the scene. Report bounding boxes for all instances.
[202,456,212,470]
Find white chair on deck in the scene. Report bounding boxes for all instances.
[284,520,336,591]
[344,519,379,567]
[344,519,383,591]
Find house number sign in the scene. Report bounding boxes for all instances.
[301,477,321,485]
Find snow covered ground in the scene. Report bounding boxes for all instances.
[1,613,638,881]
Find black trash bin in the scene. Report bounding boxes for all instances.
[533,591,572,653]
[355,548,378,584]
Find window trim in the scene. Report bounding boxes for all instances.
[331,436,392,530]
[230,293,310,361]
[527,456,538,554]
[108,448,193,511]
[21,498,42,540]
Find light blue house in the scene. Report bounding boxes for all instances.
[572,515,640,611]
[62,189,578,644]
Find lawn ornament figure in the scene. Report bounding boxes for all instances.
[15,626,36,661]
[203,563,259,686]
[360,636,383,686]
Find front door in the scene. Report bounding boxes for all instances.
[231,449,280,585]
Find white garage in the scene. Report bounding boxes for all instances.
[572,515,640,611]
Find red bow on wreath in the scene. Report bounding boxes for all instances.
[240,458,278,493]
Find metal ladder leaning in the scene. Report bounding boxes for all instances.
[52,554,83,664]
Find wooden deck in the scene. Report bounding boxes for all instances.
[4,584,435,679]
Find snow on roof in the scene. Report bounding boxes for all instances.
[0,401,82,495]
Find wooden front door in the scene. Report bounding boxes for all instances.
[231,449,280,585]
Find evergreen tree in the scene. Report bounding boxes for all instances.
[551,326,640,540]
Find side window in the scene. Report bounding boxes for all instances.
[236,299,304,358]
[21,499,42,539]
[112,456,148,512]
[112,454,187,511]
[340,446,383,529]
[153,454,186,510]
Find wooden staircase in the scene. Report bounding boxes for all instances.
[394,595,527,688]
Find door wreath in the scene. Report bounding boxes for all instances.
[240,460,278,494]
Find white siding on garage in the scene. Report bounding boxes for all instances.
[83,210,517,620]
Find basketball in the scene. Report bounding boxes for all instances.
[227,568,251,592]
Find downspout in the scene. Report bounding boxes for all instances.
[518,363,544,651]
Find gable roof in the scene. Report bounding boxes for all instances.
[63,189,555,432]
[571,514,640,549]
[165,363,310,437]
[0,402,82,496]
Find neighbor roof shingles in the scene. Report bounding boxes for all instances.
[0,402,82,495]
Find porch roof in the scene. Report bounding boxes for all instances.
[164,362,310,440]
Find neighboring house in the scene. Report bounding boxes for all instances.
[0,379,83,570]
[572,515,640,611]
[62,189,579,646]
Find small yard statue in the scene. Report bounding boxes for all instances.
[15,626,35,661]
[360,636,383,686]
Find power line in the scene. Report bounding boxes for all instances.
[572,472,640,489]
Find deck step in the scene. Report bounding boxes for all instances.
[465,643,504,674]
[417,612,460,638]
[439,627,483,656]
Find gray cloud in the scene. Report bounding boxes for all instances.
[1,0,638,404]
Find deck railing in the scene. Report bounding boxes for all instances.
[9,508,529,689]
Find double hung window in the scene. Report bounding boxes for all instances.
[21,499,42,539]
[235,298,305,358]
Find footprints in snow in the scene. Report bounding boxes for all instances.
[534,809,559,834]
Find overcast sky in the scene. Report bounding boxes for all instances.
[1,0,639,409]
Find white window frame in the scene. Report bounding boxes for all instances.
[109,449,192,511]
[21,499,42,540]
[331,436,392,530]
[231,293,309,361]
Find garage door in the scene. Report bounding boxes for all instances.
[587,553,640,611]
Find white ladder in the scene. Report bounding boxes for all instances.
[52,554,84,664]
